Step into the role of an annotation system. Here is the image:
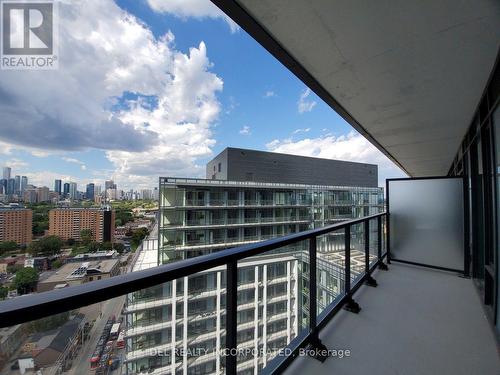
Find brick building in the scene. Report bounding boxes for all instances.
[0,206,32,245]
[48,208,115,243]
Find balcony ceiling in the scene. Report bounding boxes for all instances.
[216,1,500,176]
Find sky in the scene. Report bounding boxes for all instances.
[0,0,406,190]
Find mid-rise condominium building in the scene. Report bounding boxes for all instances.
[48,207,115,243]
[124,176,383,375]
[0,206,32,245]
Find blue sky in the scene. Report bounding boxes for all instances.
[0,0,404,190]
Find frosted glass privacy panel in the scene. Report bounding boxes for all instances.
[388,178,464,270]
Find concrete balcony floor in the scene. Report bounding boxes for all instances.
[284,263,500,375]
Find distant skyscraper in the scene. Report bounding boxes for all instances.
[54,179,62,194]
[69,182,78,200]
[7,179,15,195]
[21,176,28,194]
[36,187,50,202]
[14,176,20,194]
[2,167,11,180]
[105,180,116,190]
[63,183,70,197]
[86,183,95,200]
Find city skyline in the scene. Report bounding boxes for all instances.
[0,0,405,191]
[1,164,158,196]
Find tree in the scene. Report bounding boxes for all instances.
[131,227,149,249]
[80,229,92,245]
[14,267,38,295]
[67,238,75,246]
[0,241,17,255]
[7,264,22,274]
[51,259,63,269]
[29,235,63,256]
[101,241,113,251]
[113,242,125,254]
[0,286,8,300]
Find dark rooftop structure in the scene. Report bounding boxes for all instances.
[206,147,378,187]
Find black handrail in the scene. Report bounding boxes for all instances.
[0,212,387,374]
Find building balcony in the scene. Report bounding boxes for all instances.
[283,262,499,375]
[1,205,499,375]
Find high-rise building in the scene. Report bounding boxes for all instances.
[124,176,382,374]
[7,179,15,195]
[36,187,50,203]
[63,182,70,197]
[23,188,37,204]
[0,206,32,245]
[48,207,115,243]
[21,176,28,194]
[105,180,116,190]
[2,167,11,180]
[54,179,62,194]
[140,189,153,200]
[86,183,95,200]
[69,182,78,200]
[106,188,117,201]
[14,176,20,195]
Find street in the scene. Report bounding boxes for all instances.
[66,295,126,375]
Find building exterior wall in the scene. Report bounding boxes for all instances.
[0,208,32,245]
[125,256,301,375]
[159,178,382,263]
[206,148,378,187]
[123,178,382,375]
[48,208,114,242]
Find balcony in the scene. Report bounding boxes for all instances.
[284,261,499,374]
[1,196,499,375]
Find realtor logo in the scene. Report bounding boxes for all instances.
[1,0,58,69]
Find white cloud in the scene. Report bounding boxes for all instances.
[146,0,239,32]
[239,125,251,136]
[266,131,407,186]
[3,158,28,170]
[0,141,13,155]
[61,156,88,171]
[61,157,83,164]
[263,90,276,98]
[292,127,311,134]
[0,0,224,189]
[297,88,317,113]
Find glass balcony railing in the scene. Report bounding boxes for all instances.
[0,213,387,375]
[186,199,206,206]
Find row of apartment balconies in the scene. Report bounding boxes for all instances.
[164,198,377,208]
[125,275,293,315]
[162,216,312,229]
[126,319,292,366]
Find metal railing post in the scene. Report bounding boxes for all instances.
[307,236,328,361]
[225,261,238,373]
[378,215,388,270]
[309,236,318,332]
[364,220,377,287]
[344,225,361,313]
